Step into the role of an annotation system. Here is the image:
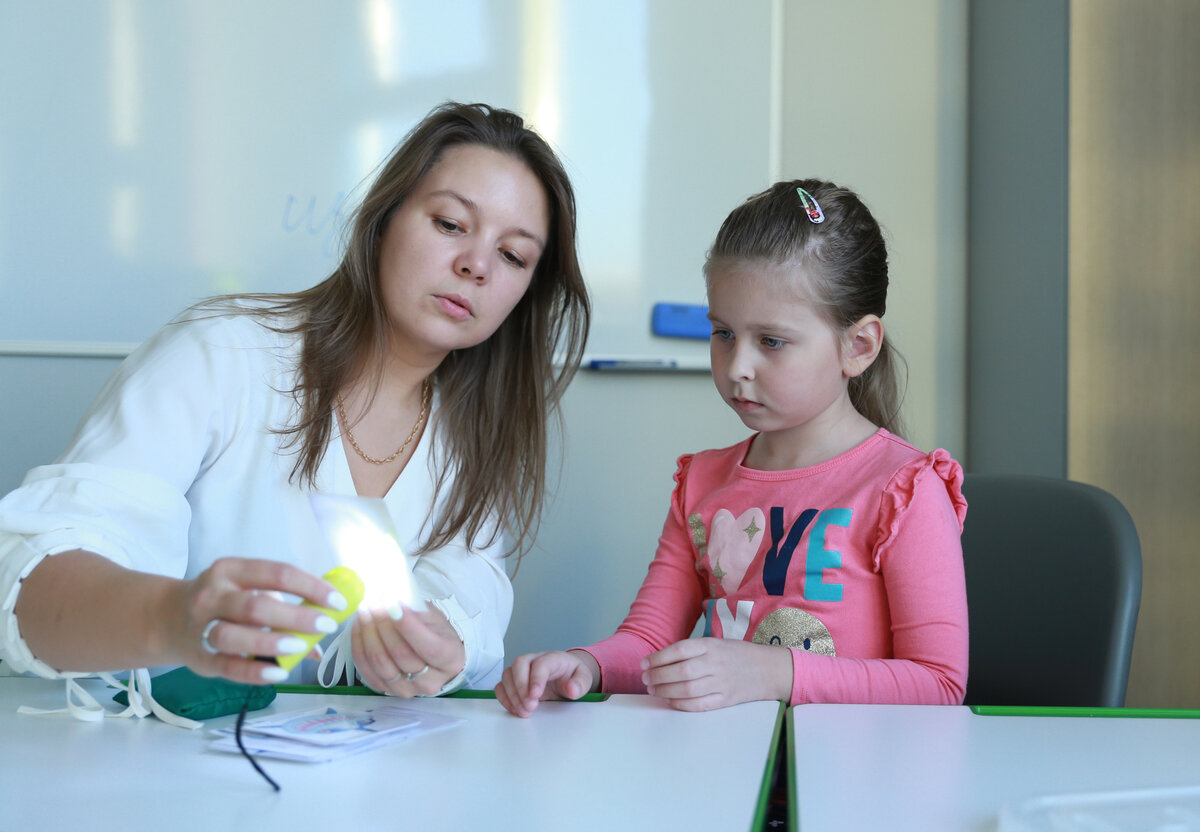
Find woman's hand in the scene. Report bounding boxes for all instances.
[351,605,465,697]
[14,551,343,684]
[641,638,793,711]
[495,650,599,717]
[172,557,346,685]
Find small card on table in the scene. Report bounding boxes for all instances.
[209,703,462,763]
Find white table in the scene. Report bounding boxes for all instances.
[0,677,782,831]
[788,704,1200,831]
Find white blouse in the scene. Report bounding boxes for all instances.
[0,309,512,692]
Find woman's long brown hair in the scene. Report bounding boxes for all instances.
[198,102,590,560]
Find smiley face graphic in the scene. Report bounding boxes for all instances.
[751,607,835,655]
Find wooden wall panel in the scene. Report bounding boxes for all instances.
[1069,0,1200,706]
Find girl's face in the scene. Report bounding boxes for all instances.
[707,261,865,453]
[376,143,549,365]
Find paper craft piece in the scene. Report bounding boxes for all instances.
[309,493,426,614]
[209,703,462,763]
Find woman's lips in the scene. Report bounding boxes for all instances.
[436,294,473,319]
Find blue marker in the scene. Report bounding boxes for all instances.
[587,359,679,371]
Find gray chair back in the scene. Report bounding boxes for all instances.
[961,473,1142,707]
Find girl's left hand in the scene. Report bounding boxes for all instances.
[642,637,793,711]
[351,605,465,697]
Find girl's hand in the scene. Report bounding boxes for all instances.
[174,557,346,685]
[642,638,793,711]
[495,650,599,717]
[351,606,465,697]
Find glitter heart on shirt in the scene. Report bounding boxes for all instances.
[708,508,766,594]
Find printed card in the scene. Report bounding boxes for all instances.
[209,703,463,763]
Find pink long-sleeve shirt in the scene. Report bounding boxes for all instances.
[581,430,969,705]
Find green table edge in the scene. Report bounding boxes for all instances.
[750,701,786,832]
[274,683,608,702]
[970,704,1200,719]
[786,708,798,832]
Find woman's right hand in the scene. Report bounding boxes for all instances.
[495,649,599,717]
[170,557,347,685]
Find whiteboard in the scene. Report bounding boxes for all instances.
[0,0,773,363]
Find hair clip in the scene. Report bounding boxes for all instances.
[796,187,825,224]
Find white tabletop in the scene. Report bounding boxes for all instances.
[788,704,1200,831]
[1,677,782,831]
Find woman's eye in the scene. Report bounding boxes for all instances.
[500,249,528,269]
[434,218,461,233]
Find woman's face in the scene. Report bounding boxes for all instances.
[376,143,549,365]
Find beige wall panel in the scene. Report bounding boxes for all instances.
[780,0,968,456]
[1069,0,1200,706]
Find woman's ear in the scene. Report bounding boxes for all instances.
[842,315,883,378]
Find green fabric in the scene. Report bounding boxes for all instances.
[112,666,276,720]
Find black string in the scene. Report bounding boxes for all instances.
[236,690,281,792]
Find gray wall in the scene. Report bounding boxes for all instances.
[0,355,122,493]
[966,0,1071,476]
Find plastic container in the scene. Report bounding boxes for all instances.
[998,785,1200,831]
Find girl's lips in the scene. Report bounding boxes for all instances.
[731,397,762,412]
[436,294,473,319]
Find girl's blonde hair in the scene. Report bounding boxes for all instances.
[703,178,905,435]
[200,102,590,559]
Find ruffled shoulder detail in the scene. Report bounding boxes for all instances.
[669,453,697,516]
[873,448,967,571]
[669,437,752,518]
[672,453,696,489]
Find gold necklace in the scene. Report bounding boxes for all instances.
[337,379,431,466]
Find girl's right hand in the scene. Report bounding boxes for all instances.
[495,650,599,717]
[172,557,346,685]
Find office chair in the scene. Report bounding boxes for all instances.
[960,473,1142,708]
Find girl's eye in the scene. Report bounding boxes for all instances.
[500,249,528,269]
[434,218,462,233]
[761,336,786,350]
[711,328,733,341]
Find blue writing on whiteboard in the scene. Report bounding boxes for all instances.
[283,192,348,258]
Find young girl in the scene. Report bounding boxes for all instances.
[497,179,967,714]
[0,102,590,703]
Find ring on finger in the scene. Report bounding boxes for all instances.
[404,664,430,683]
[200,619,221,655]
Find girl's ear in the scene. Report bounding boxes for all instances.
[842,315,883,379]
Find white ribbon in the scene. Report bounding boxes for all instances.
[317,624,356,687]
[17,669,201,730]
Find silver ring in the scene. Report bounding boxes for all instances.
[404,664,430,683]
[200,619,221,655]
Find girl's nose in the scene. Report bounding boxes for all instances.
[727,343,755,381]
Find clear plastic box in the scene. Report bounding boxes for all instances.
[999,785,1200,831]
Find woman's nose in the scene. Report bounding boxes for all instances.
[454,247,488,282]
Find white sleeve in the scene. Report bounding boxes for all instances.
[0,315,249,676]
[413,530,513,692]
[0,464,192,677]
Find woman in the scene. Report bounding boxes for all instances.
[0,102,590,700]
